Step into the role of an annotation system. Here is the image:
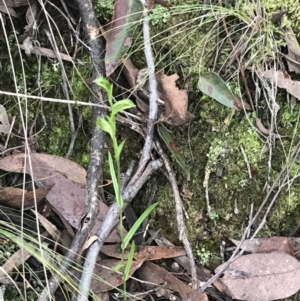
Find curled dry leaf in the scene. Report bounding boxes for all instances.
[156,71,190,126]
[0,184,53,209]
[262,69,300,101]
[255,118,283,139]
[137,261,208,301]
[216,252,300,301]
[19,45,73,61]
[0,153,120,242]
[101,244,186,261]
[0,105,11,134]
[284,28,300,73]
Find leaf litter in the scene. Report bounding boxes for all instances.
[0,153,120,242]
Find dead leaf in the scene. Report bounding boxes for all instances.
[0,5,18,17]
[215,252,300,301]
[0,0,33,8]
[256,117,283,138]
[284,28,300,73]
[105,0,143,76]
[24,1,37,32]
[137,261,208,301]
[19,45,73,61]
[0,105,11,134]
[123,58,139,87]
[0,185,53,209]
[91,258,144,293]
[0,153,120,242]
[256,236,293,255]
[262,69,300,100]
[101,245,186,261]
[156,71,189,126]
[232,237,300,260]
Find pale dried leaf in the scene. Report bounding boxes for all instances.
[262,69,300,100]
[256,236,293,255]
[0,5,18,17]
[19,45,73,62]
[0,0,32,8]
[0,153,120,242]
[216,252,300,301]
[284,28,300,73]
[0,105,10,134]
[156,71,189,126]
[101,245,186,261]
[24,1,38,32]
[137,261,208,301]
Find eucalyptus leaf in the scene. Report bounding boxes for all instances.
[105,0,143,76]
[198,71,235,108]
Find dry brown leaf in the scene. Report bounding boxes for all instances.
[24,0,37,32]
[262,69,300,100]
[0,184,53,209]
[0,5,18,17]
[156,71,189,126]
[232,237,300,260]
[284,28,300,73]
[256,236,293,255]
[101,244,186,261]
[0,153,120,242]
[0,0,33,7]
[123,58,138,88]
[0,104,11,134]
[91,258,144,293]
[19,45,73,61]
[216,252,300,301]
[255,117,283,139]
[137,261,208,301]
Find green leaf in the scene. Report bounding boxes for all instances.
[108,152,122,207]
[121,203,158,250]
[123,241,135,281]
[198,71,235,108]
[93,77,113,106]
[112,99,135,116]
[105,0,143,76]
[116,140,125,161]
[112,262,124,272]
[96,117,113,138]
[157,125,190,181]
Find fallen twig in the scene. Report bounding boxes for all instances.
[155,139,198,289]
[37,0,107,299]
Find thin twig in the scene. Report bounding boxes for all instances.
[155,139,198,289]
[138,0,159,166]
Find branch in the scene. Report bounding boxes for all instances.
[38,0,106,299]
